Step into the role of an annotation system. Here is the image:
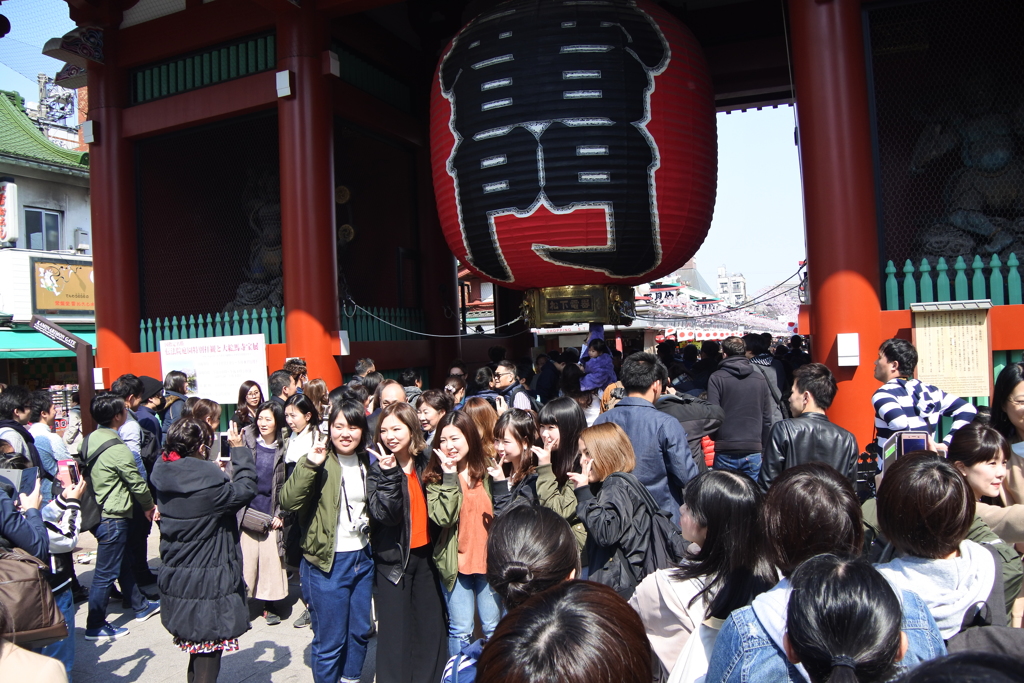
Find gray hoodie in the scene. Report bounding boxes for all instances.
[876,539,996,639]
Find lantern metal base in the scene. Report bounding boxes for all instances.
[522,285,635,328]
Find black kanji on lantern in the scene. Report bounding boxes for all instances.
[439,0,670,283]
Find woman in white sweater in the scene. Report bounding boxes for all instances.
[629,470,776,682]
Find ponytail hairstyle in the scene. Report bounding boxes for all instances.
[486,506,580,610]
[536,396,586,486]
[494,408,539,483]
[673,470,776,619]
[163,418,213,460]
[786,554,903,683]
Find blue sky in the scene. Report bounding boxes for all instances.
[0,0,76,107]
[693,105,806,294]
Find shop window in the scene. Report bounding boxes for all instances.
[25,208,62,251]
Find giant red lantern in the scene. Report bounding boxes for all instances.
[430,0,717,325]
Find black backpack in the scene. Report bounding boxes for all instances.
[138,425,160,475]
[605,473,688,582]
[509,385,543,413]
[76,432,118,532]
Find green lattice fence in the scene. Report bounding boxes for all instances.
[884,253,1023,311]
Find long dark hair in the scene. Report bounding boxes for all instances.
[424,410,487,486]
[559,364,595,411]
[991,362,1024,441]
[236,380,264,422]
[487,506,580,610]
[672,470,776,619]
[787,555,903,683]
[537,397,586,486]
[948,421,1010,469]
[494,408,540,483]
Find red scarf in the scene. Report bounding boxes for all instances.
[162,451,183,462]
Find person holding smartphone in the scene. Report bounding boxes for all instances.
[150,419,257,683]
[366,403,447,683]
[424,410,508,657]
[279,400,373,683]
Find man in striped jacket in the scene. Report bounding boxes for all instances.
[871,338,977,452]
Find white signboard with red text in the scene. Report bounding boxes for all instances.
[159,334,268,405]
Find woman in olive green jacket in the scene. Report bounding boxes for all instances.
[424,410,508,657]
[279,400,372,683]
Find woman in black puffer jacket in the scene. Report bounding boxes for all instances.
[151,418,257,683]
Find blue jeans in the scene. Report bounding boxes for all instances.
[86,517,147,630]
[713,452,762,482]
[37,585,74,680]
[441,573,502,657]
[301,546,374,683]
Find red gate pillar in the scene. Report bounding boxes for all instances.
[276,8,342,388]
[89,29,139,383]
[790,0,882,448]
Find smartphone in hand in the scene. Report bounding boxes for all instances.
[219,434,231,462]
[57,459,80,488]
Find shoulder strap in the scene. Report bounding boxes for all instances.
[752,364,784,404]
[607,473,662,517]
[81,432,118,472]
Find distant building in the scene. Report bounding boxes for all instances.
[717,266,747,306]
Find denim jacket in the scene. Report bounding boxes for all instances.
[705,583,945,683]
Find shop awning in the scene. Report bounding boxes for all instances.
[0,329,97,359]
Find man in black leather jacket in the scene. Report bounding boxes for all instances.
[758,363,860,492]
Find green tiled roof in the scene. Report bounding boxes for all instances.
[0,93,88,171]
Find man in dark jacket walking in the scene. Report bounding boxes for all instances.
[594,353,697,524]
[758,363,860,491]
[655,391,724,474]
[707,337,775,480]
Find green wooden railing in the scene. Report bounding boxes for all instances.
[140,307,286,352]
[130,32,276,105]
[330,43,412,114]
[884,253,1023,311]
[140,306,426,352]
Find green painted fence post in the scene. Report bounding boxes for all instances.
[270,308,281,344]
[205,313,214,337]
[146,319,155,353]
[1008,253,1022,305]
[260,308,270,343]
[188,314,197,338]
[214,313,224,337]
[231,311,241,336]
[241,309,251,335]
[954,256,969,300]
[156,318,166,346]
[971,255,986,300]
[902,260,917,307]
[139,321,147,353]
[994,351,1008,385]
[884,261,899,310]
[918,258,934,302]
[989,255,1004,306]
[936,257,950,301]
[170,316,180,340]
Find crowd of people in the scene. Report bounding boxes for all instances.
[0,332,1023,683]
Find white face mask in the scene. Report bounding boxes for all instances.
[1012,442,1024,457]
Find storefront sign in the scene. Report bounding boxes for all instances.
[911,300,992,398]
[159,334,268,405]
[31,258,94,316]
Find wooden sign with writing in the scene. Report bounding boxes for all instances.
[911,301,992,398]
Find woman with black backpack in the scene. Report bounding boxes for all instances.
[570,422,676,599]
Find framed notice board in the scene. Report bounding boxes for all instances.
[910,300,992,398]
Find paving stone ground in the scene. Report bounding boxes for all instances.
[70,531,376,683]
